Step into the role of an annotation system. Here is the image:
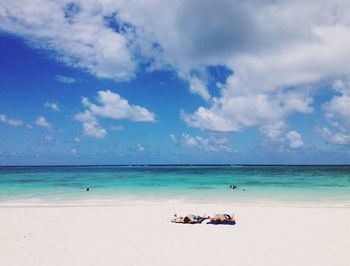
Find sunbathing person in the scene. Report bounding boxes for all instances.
[209,213,235,224]
[172,214,209,224]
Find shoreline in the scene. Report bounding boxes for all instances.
[1,197,350,208]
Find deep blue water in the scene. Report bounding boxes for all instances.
[1,165,350,203]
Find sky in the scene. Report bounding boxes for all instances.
[1,0,350,165]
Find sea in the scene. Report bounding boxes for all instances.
[1,165,350,204]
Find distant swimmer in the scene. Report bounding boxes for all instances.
[229,185,237,189]
[86,187,90,192]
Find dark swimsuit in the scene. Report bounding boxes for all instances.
[184,214,206,224]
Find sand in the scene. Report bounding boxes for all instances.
[0,201,349,266]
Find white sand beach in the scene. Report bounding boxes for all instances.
[0,201,349,266]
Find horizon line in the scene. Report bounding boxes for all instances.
[1,164,350,167]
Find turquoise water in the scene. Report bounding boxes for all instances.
[1,165,350,203]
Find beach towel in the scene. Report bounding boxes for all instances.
[206,220,236,225]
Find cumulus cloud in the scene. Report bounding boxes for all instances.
[182,90,313,132]
[0,114,23,126]
[320,79,350,145]
[35,116,52,129]
[324,79,350,124]
[286,131,304,148]
[260,122,304,149]
[45,102,60,112]
[74,111,106,139]
[75,90,155,138]
[55,75,76,84]
[318,127,350,145]
[81,90,156,122]
[171,133,231,152]
[260,122,287,143]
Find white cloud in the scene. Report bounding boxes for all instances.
[188,76,211,101]
[324,79,350,124]
[55,75,76,84]
[318,127,350,145]
[75,90,155,138]
[181,107,239,132]
[45,102,60,112]
[182,90,313,132]
[260,122,287,143]
[332,79,350,95]
[0,1,136,80]
[81,90,156,122]
[82,121,106,139]
[137,144,145,152]
[74,111,106,139]
[260,122,305,149]
[173,133,231,152]
[321,79,350,145]
[0,114,23,126]
[324,95,350,123]
[35,116,52,130]
[286,131,304,148]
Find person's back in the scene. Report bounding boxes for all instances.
[210,213,234,223]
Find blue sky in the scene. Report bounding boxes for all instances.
[1,0,350,165]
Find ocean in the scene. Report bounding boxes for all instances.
[1,165,350,204]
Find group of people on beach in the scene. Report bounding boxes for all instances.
[172,213,235,224]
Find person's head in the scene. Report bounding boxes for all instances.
[183,216,190,223]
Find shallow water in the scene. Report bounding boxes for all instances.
[1,165,350,203]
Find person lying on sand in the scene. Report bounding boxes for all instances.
[209,213,235,224]
[172,214,209,224]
